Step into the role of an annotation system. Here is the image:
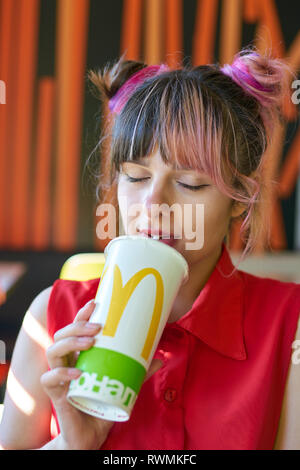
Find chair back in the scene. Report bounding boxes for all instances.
[60,253,105,281]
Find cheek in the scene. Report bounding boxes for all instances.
[117,181,127,200]
[118,183,135,209]
[117,184,131,228]
[202,198,232,235]
[185,190,231,236]
[118,181,141,204]
[117,183,144,230]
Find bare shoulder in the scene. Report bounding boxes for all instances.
[28,285,53,325]
[273,313,300,449]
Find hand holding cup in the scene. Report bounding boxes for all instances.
[41,299,163,449]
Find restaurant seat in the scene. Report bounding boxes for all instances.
[0,364,9,390]
[59,252,105,281]
[0,364,9,424]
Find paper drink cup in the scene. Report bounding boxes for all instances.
[67,235,189,422]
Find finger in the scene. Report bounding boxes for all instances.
[73,299,96,323]
[41,367,81,388]
[41,368,82,400]
[53,320,102,343]
[46,336,95,369]
[144,358,164,382]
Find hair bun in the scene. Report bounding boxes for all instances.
[88,56,147,102]
[221,49,292,105]
[221,48,292,138]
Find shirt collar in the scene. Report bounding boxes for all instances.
[175,242,247,361]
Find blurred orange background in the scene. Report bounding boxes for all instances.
[0,0,299,255]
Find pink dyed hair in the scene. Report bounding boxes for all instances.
[108,64,169,114]
[220,49,291,145]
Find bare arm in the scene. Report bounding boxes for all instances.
[0,287,53,450]
[273,314,300,450]
[0,287,164,450]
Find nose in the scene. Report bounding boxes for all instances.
[143,178,170,213]
[141,179,175,231]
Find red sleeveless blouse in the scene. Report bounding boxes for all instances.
[47,243,300,450]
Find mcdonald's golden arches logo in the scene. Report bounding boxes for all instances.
[97,264,164,361]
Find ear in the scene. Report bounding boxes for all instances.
[230,201,247,219]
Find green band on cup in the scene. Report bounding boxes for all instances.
[75,347,146,398]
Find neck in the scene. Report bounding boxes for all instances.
[167,244,223,323]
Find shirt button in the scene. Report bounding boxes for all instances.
[164,388,177,402]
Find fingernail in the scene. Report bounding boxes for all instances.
[85,322,102,330]
[78,336,94,343]
[68,368,82,377]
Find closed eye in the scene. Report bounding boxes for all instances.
[177,182,209,191]
[124,175,209,191]
[125,175,149,183]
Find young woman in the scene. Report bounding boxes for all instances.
[1,48,300,450]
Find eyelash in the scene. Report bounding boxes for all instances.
[124,175,208,191]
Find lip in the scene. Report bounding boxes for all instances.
[138,229,177,247]
[138,228,174,237]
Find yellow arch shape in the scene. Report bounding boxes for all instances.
[97,264,164,361]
